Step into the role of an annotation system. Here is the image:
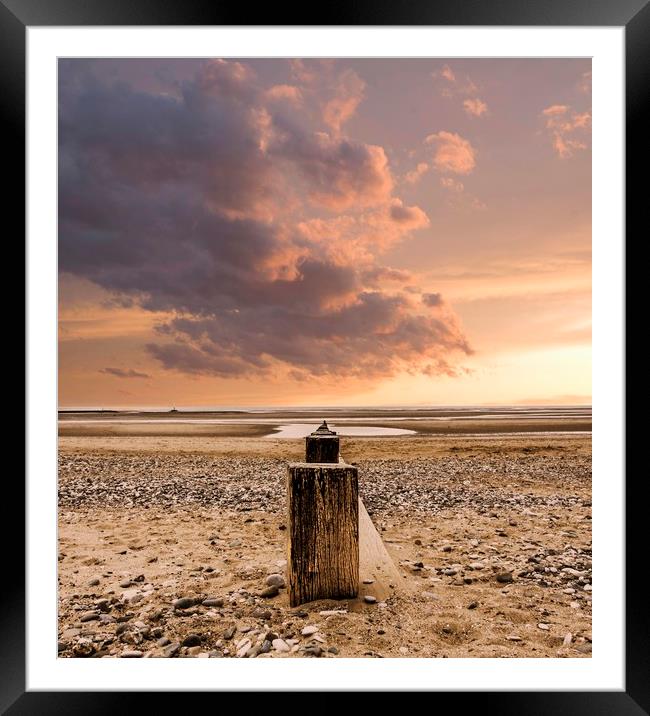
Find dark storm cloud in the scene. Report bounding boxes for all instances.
[60,59,470,380]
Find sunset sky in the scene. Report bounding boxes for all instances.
[58,58,591,408]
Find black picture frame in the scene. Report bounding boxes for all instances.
[7,0,639,710]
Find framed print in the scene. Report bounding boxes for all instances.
[7,0,640,710]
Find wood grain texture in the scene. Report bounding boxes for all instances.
[305,435,340,463]
[358,498,404,602]
[287,463,359,606]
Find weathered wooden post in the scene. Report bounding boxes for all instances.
[287,422,359,606]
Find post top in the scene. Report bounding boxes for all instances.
[311,420,337,436]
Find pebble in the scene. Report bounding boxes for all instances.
[301,625,319,636]
[363,595,377,604]
[272,638,290,652]
[223,626,236,640]
[563,633,573,646]
[182,634,202,647]
[80,611,99,623]
[236,640,252,657]
[173,597,195,609]
[88,579,100,587]
[260,586,279,598]
[260,640,272,654]
[72,640,95,657]
[496,572,514,583]
[537,623,551,631]
[265,574,285,588]
[506,635,522,641]
[202,598,224,608]
[121,650,143,658]
[163,642,180,657]
[362,579,374,584]
[467,601,479,610]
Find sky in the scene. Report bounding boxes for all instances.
[58,58,592,408]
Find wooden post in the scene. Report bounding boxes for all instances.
[287,462,359,606]
[305,420,340,463]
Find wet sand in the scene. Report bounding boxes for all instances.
[58,427,591,659]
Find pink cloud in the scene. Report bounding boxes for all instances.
[265,84,303,105]
[541,104,591,158]
[60,58,471,382]
[440,64,456,83]
[463,98,488,117]
[403,161,430,185]
[426,131,477,175]
[440,177,464,193]
[322,69,366,134]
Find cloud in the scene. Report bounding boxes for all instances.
[440,177,464,193]
[432,64,479,98]
[270,126,393,210]
[59,59,471,382]
[541,104,591,158]
[425,131,476,175]
[422,292,443,307]
[463,98,488,117]
[100,367,151,379]
[403,161,430,185]
[265,84,303,105]
[322,69,366,134]
[578,71,592,95]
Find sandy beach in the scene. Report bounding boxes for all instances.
[58,412,592,659]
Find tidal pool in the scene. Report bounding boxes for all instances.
[267,423,416,438]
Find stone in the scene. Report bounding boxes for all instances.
[187,646,201,656]
[236,640,252,658]
[202,598,224,608]
[496,572,514,583]
[265,574,285,588]
[506,635,522,642]
[173,597,195,609]
[121,650,143,658]
[272,638,290,652]
[223,626,236,640]
[72,639,95,657]
[537,623,551,631]
[467,601,479,610]
[182,634,202,647]
[163,642,180,657]
[563,633,573,646]
[260,585,279,598]
[88,578,100,587]
[260,640,272,654]
[363,595,377,604]
[80,611,99,622]
[252,608,272,620]
[328,646,339,654]
[301,625,319,636]
[61,628,81,640]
